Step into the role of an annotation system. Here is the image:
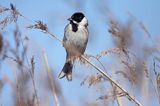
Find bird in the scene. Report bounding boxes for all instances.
[58,12,89,81]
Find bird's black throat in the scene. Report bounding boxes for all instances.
[70,21,78,32]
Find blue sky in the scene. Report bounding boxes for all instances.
[0,0,160,106]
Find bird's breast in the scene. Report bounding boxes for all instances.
[65,28,88,47]
[64,26,88,56]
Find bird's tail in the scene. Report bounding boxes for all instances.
[58,61,73,81]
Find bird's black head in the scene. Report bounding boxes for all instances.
[70,12,85,23]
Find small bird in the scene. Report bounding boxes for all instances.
[58,12,89,81]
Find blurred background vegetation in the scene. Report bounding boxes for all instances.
[0,0,160,106]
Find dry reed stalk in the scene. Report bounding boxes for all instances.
[110,73,123,106]
[29,56,39,106]
[14,69,22,106]
[43,50,60,106]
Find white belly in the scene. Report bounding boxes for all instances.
[64,25,88,56]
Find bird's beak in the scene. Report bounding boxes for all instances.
[67,18,72,21]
